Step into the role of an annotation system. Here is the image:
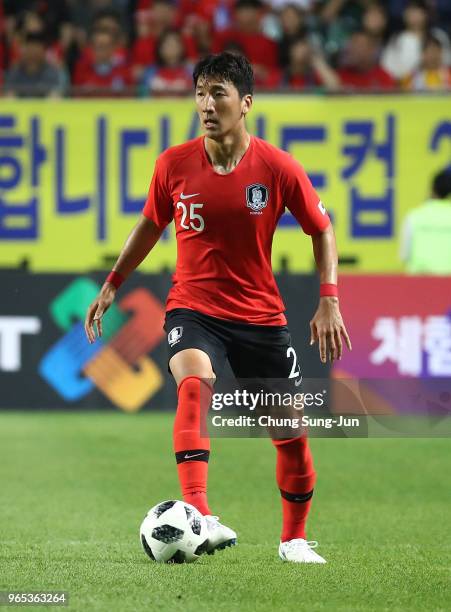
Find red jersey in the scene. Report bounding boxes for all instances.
[143,136,330,325]
[338,66,395,90]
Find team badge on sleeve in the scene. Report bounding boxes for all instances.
[246,183,269,212]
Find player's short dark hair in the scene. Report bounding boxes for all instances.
[193,52,254,97]
[432,168,451,199]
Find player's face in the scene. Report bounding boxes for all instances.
[195,77,252,140]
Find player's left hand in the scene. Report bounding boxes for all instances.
[309,297,352,363]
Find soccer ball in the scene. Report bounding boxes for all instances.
[140,500,209,563]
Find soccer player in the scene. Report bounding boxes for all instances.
[85,52,351,564]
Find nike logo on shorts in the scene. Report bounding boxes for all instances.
[180,192,200,199]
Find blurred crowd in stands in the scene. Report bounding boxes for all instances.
[1,0,451,97]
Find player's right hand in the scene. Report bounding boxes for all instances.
[84,283,117,343]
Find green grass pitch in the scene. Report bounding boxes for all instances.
[1,412,450,612]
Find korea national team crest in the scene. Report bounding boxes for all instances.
[246,183,269,213]
[168,326,183,347]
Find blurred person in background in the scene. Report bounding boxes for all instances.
[4,4,76,72]
[222,38,282,89]
[316,0,372,60]
[213,0,279,85]
[69,0,134,43]
[4,0,72,47]
[140,29,192,95]
[361,1,390,56]
[381,0,450,80]
[262,1,316,47]
[4,30,66,97]
[277,4,309,67]
[400,168,451,274]
[183,16,214,59]
[388,0,451,32]
[404,34,451,90]
[73,28,132,95]
[283,36,340,90]
[77,8,129,65]
[177,0,233,31]
[338,30,395,89]
[132,0,198,83]
[91,7,129,49]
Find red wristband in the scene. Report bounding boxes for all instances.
[320,283,338,298]
[105,271,125,289]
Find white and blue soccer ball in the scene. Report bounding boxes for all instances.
[140,500,209,563]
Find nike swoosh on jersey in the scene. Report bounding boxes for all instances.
[180,192,200,199]
[184,452,206,459]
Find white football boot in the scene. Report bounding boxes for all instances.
[204,515,237,554]
[279,538,327,564]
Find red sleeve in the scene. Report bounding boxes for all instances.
[282,155,330,235]
[142,156,173,229]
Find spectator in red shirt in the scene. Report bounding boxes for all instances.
[75,9,129,78]
[132,0,197,82]
[220,38,280,89]
[284,37,340,92]
[140,29,192,95]
[213,0,279,81]
[338,30,395,90]
[73,28,132,95]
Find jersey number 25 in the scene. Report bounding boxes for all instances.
[177,202,205,232]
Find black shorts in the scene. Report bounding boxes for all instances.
[163,308,301,381]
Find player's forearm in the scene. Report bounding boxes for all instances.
[110,214,163,280]
[311,223,338,285]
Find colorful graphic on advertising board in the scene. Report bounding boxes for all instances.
[38,278,165,411]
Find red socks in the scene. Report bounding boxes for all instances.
[272,436,316,542]
[173,376,212,516]
[173,375,316,537]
